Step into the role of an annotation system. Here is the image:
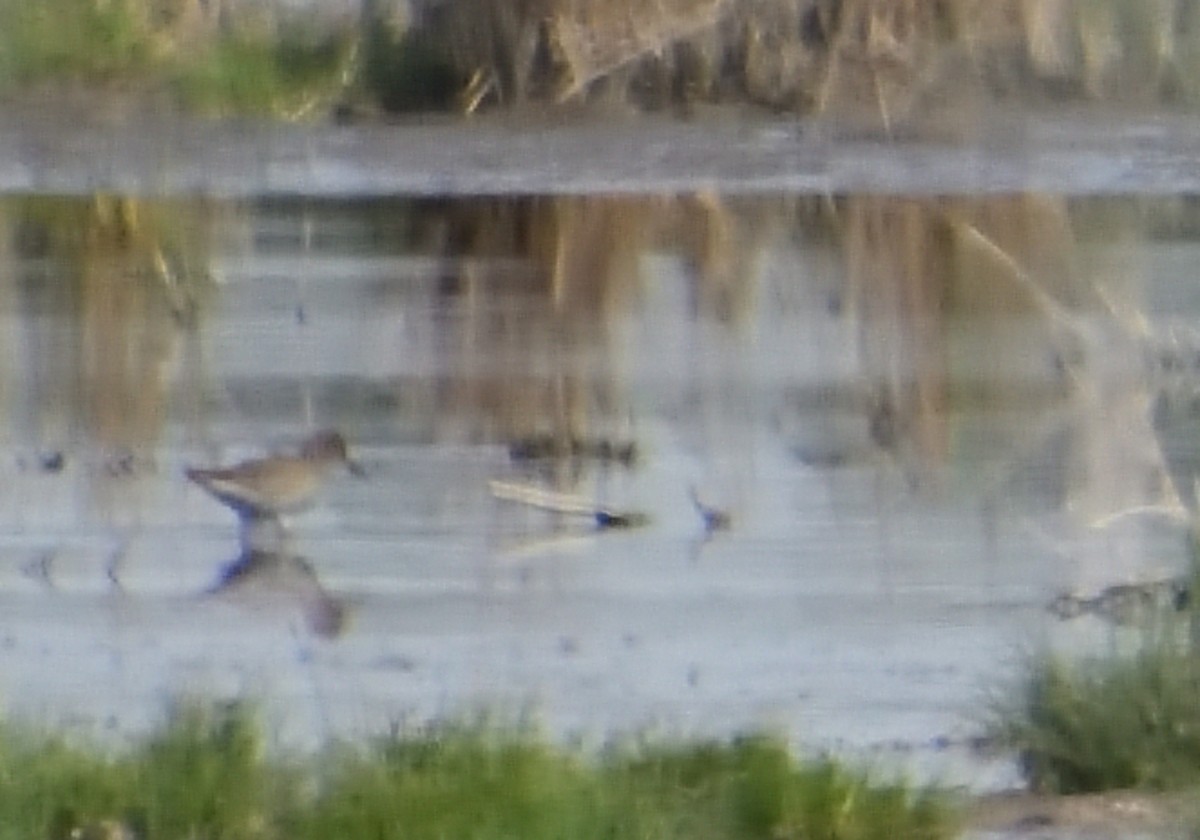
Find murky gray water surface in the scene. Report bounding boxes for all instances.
[2,109,1200,800]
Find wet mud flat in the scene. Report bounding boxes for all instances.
[965,789,1194,839]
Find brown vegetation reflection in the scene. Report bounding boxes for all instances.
[5,196,217,506]
[428,194,767,469]
[829,191,1185,547]
[832,193,1087,474]
[422,191,1163,504]
[416,188,1199,574]
[840,196,951,476]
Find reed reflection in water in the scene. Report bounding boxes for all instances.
[0,196,220,533]
[0,189,1193,757]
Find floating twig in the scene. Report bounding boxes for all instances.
[489,480,649,530]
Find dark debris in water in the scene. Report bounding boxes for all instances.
[508,433,639,467]
[593,509,651,530]
[1047,578,1191,625]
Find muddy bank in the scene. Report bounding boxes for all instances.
[966,790,1193,839]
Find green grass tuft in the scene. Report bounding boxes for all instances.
[169,29,353,117]
[989,536,1200,795]
[0,702,956,839]
[0,699,279,840]
[0,0,153,86]
[988,633,1200,794]
[0,0,354,116]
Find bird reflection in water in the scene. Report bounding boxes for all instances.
[204,548,348,639]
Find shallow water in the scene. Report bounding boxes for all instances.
[0,111,1199,799]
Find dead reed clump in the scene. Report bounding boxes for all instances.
[403,0,1200,121]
